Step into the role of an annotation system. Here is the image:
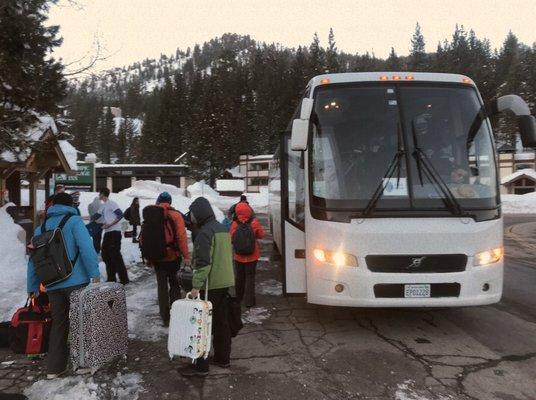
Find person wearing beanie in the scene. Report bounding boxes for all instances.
[146,192,190,325]
[27,192,100,379]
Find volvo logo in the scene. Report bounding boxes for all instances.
[407,257,426,270]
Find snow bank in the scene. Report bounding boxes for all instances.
[187,181,220,198]
[25,372,144,400]
[120,180,185,199]
[216,179,245,192]
[0,204,29,320]
[187,181,269,214]
[502,193,536,214]
[79,180,223,222]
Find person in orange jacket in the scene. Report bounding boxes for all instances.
[152,192,190,326]
[230,202,265,307]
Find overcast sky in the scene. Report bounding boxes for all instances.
[48,0,536,72]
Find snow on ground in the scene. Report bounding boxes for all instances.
[242,307,271,325]
[187,181,269,214]
[501,193,536,214]
[394,380,453,400]
[258,279,283,296]
[0,204,29,321]
[24,372,144,400]
[126,274,168,342]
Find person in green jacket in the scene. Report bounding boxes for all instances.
[180,197,235,377]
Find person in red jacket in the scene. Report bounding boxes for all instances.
[230,202,265,307]
[151,192,190,326]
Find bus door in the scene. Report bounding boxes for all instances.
[281,133,307,294]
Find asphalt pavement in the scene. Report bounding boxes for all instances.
[1,214,536,400]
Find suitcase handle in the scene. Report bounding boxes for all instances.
[185,292,200,300]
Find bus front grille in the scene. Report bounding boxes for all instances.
[366,254,467,273]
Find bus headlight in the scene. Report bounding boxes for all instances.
[313,248,358,267]
[474,247,503,266]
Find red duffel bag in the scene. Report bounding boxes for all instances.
[10,297,51,355]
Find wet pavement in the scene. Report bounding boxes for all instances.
[1,214,536,399]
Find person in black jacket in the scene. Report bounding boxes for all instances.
[124,197,141,243]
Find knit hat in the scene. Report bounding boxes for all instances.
[157,192,172,204]
[53,192,74,207]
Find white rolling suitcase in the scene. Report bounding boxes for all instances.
[168,285,212,362]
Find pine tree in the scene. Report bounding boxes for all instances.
[98,106,115,163]
[409,22,428,71]
[386,47,402,71]
[325,28,340,73]
[0,0,66,152]
[308,33,325,76]
[116,118,127,163]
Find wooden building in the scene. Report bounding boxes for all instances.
[0,116,76,225]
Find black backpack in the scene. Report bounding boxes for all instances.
[30,215,78,287]
[232,219,256,256]
[140,205,178,261]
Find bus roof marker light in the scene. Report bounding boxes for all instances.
[392,75,401,81]
[320,78,331,84]
[463,78,472,84]
[405,75,414,80]
[379,75,389,81]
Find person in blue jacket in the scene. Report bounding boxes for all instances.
[27,192,100,379]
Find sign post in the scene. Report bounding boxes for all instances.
[54,162,95,191]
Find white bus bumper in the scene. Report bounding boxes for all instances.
[307,262,503,307]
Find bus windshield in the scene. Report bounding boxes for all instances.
[311,83,499,213]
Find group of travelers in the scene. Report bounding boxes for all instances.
[23,186,264,379]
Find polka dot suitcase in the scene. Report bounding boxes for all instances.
[69,282,128,372]
[168,291,212,362]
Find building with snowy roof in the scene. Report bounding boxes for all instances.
[0,114,77,226]
[239,154,273,193]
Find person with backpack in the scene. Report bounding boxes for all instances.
[228,194,249,221]
[26,192,100,379]
[140,192,190,326]
[230,202,265,308]
[92,188,129,284]
[179,196,235,377]
[124,197,141,243]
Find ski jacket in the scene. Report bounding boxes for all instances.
[230,203,265,263]
[158,203,190,262]
[27,205,100,293]
[189,197,234,290]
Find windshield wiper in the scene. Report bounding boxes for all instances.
[363,123,405,216]
[411,120,464,216]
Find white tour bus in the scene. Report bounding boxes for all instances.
[269,72,536,307]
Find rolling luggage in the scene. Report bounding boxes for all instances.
[10,298,51,355]
[69,283,128,372]
[168,285,212,362]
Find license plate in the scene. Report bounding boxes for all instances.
[404,284,431,298]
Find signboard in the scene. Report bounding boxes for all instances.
[54,162,94,189]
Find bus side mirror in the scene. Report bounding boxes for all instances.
[492,95,536,147]
[291,119,309,151]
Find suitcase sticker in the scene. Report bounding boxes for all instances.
[168,293,212,361]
